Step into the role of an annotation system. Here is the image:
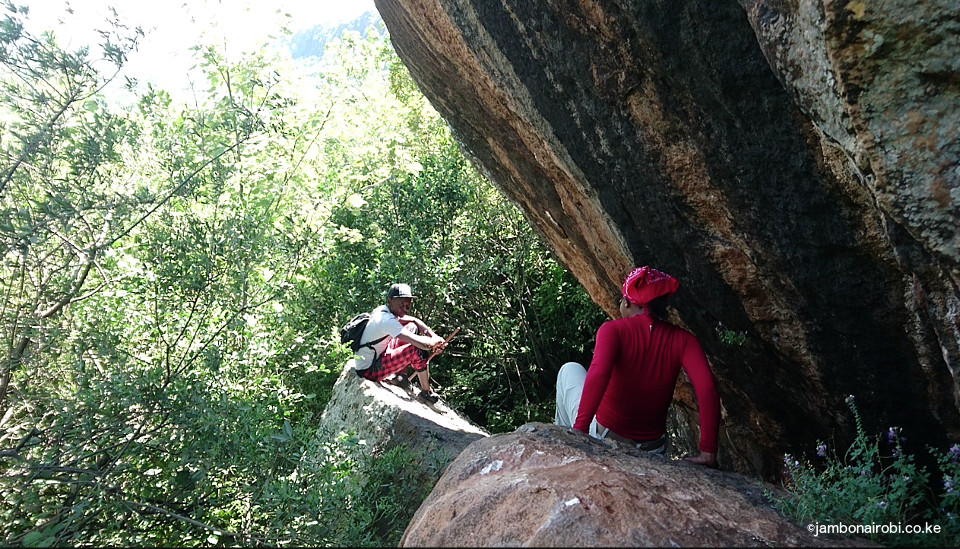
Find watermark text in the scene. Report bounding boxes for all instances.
[808,521,941,537]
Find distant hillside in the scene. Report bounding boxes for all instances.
[288,10,384,60]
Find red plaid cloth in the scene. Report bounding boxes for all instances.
[356,335,428,382]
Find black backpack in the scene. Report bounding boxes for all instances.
[340,312,388,353]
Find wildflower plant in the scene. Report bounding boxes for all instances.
[714,322,747,346]
[766,395,960,546]
[935,445,960,530]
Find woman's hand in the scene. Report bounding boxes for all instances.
[682,451,718,469]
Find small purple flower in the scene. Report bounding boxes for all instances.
[877,501,887,509]
[816,444,827,458]
[845,395,855,405]
[950,444,960,462]
[945,475,955,494]
[887,427,899,444]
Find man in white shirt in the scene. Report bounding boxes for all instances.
[353,283,447,404]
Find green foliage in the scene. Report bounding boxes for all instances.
[286,27,606,434]
[0,5,606,546]
[767,395,960,546]
[714,322,746,346]
[0,0,145,404]
[215,430,443,548]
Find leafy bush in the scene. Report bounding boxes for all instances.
[0,5,607,546]
[767,395,960,547]
[0,352,441,547]
[248,431,444,547]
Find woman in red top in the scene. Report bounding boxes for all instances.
[555,266,721,468]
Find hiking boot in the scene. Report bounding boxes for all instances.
[417,390,440,405]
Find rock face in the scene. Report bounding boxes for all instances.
[319,366,488,461]
[400,423,863,547]
[373,0,960,478]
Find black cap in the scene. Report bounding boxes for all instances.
[387,283,416,299]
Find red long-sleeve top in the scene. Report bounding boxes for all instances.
[573,312,720,453]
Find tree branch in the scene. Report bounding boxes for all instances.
[0,89,80,197]
[122,500,260,542]
[37,255,94,319]
[106,139,245,248]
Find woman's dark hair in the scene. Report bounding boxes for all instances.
[645,295,671,321]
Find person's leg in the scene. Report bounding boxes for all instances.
[412,368,430,392]
[375,325,421,382]
[357,359,405,382]
[375,344,437,404]
[555,361,600,436]
[555,362,586,428]
[409,351,432,393]
[393,323,433,393]
[382,344,424,373]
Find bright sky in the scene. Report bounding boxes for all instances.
[25,0,377,96]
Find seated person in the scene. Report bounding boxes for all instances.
[555,266,720,468]
[353,283,447,404]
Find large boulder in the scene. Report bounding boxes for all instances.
[401,423,864,547]
[372,0,960,479]
[318,365,488,461]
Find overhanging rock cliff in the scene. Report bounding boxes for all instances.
[373,0,960,478]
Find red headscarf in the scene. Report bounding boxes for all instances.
[621,266,679,306]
